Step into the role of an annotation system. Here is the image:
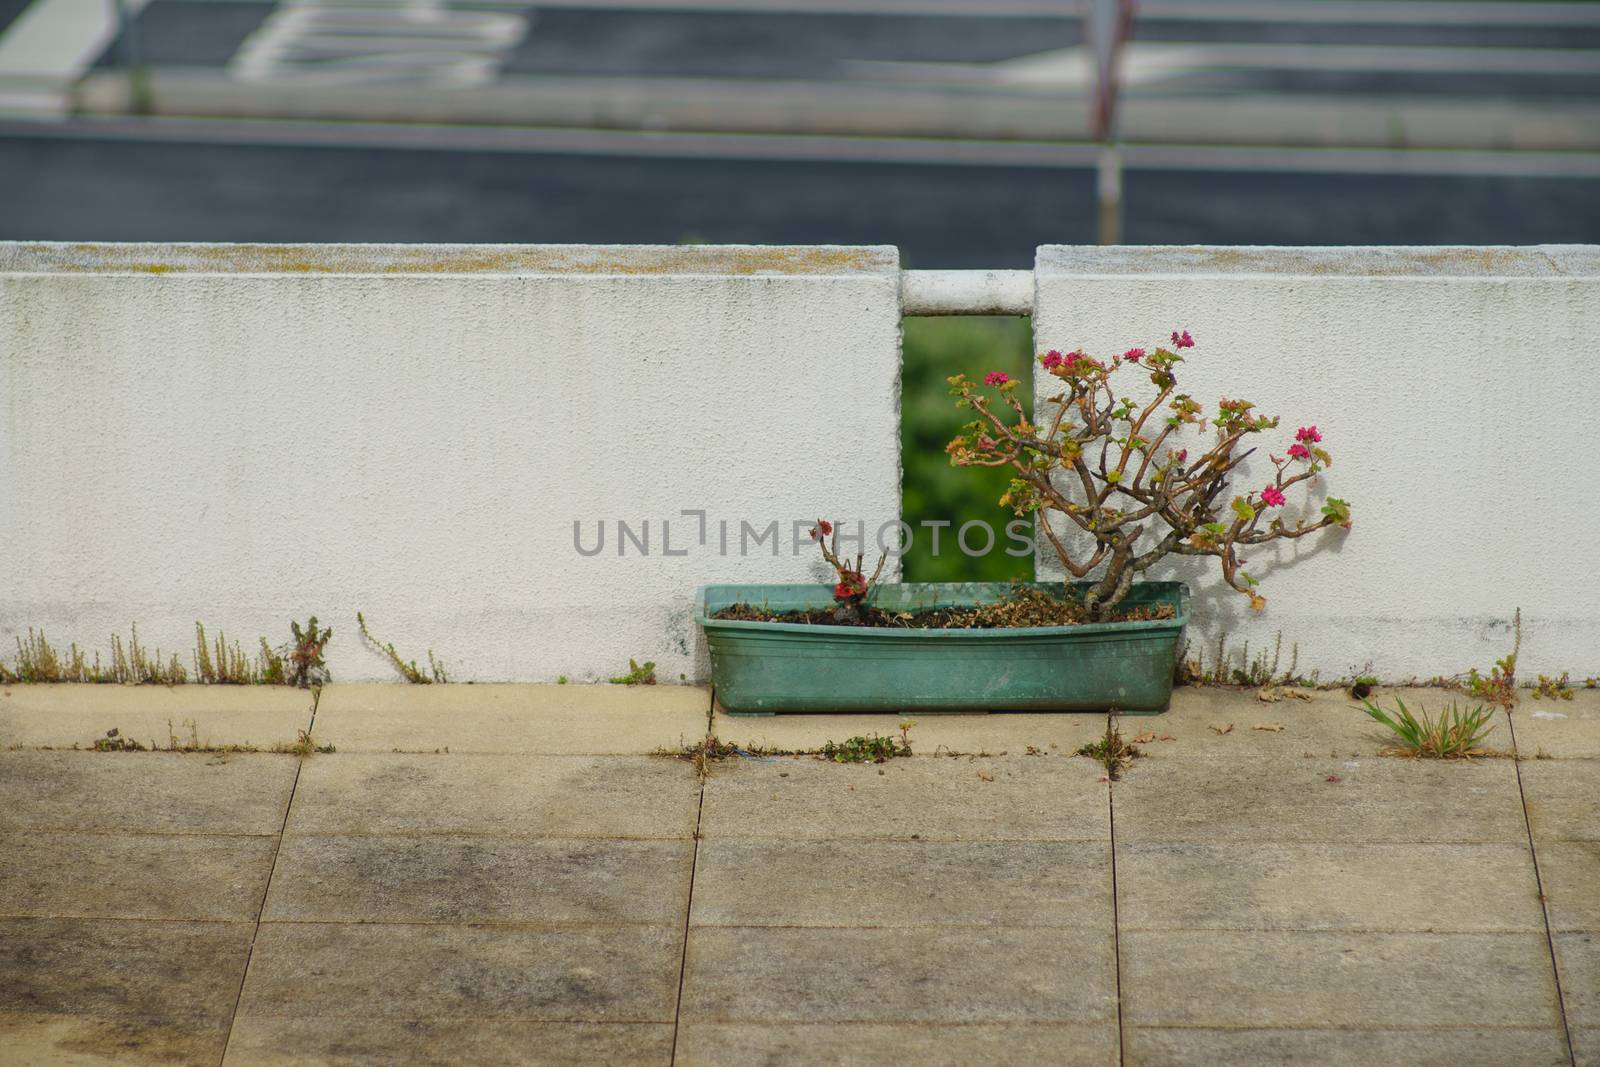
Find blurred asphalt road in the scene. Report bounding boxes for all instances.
[1,122,1595,265]
[2,0,1598,260]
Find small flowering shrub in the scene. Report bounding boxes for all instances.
[947,330,1351,620]
[808,519,888,620]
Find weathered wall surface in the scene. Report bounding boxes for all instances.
[0,243,902,682]
[1033,245,1600,682]
[6,241,1597,686]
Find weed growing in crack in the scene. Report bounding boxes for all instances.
[194,622,286,685]
[357,611,449,684]
[609,659,657,685]
[1361,697,1498,759]
[287,618,332,689]
[1076,723,1141,779]
[820,722,914,764]
[1531,673,1574,701]
[1465,608,1519,710]
[661,735,743,778]
[1176,631,1316,689]
[273,730,335,756]
[92,728,147,752]
[3,621,305,686]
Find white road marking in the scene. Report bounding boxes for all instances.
[0,0,153,116]
[853,41,1600,93]
[228,1,530,88]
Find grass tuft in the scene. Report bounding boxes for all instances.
[1361,697,1497,759]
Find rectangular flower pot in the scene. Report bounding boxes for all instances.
[696,581,1188,715]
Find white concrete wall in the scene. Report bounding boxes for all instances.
[6,241,1597,686]
[0,243,903,683]
[1033,245,1600,682]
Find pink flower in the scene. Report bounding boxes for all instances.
[1175,449,1187,463]
[984,371,1010,387]
[1287,443,1311,460]
[1295,425,1322,444]
[809,519,834,541]
[1260,485,1286,508]
[1123,348,1145,363]
[1040,350,1064,370]
[1171,330,1195,349]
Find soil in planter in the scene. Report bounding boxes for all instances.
[712,585,1176,630]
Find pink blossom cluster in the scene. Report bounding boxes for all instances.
[984,371,1011,386]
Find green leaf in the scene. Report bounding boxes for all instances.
[1232,497,1255,523]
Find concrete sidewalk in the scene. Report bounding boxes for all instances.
[0,683,1593,1065]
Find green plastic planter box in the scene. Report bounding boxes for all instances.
[696,581,1188,715]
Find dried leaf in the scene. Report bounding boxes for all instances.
[1253,723,1285,733]
[1325,773,1342,783]
[1130,730,1157,744]
[1257,687,1280,703]
[977,770,994,782]
[1209,723,1234,736]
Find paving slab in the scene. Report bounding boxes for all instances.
[1535,840,1600,933]
[711,708,1108,758]
[1114,752,1527,843]
[1,1010,241,1067]
[1120,930,1562,1029]
[0,751,299,834]
[1117,842,1544,932]
[1577,1029,1599,1067]
[311,683,711,754]
[0,831,277,921]
[691,840,1112,930]
[699,755,1108,842]
[1512,689,1600,758]
[1133,686,1390,758]
[0,918,254,1063]
[286,754,700,838]
[1124,1026,1571,1066]
[1555,932,1599,1029]
[676,1022,1118,1066]
[223,1019,674,1066]
[238,922,682,1022]
[680,927,1117,1025]
[263,835,693,925]
[0,683,315,751]
[1520,758,1600,841]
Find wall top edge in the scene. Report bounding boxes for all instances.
[1036,244,1600,279]
[0,242,902,278]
